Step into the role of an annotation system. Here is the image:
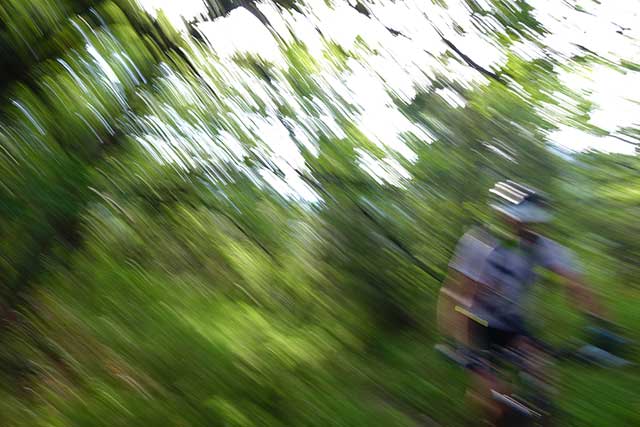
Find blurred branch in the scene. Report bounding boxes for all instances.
[440,37,507,85]
[349,2,507,85]
[294,169,444,283]
[610,133,638,147]
[147,19,221,102]
[208,204,278,262]
[348,1,411,39]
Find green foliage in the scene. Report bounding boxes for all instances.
[0,1,638,426]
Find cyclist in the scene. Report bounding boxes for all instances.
[437,180,605,424]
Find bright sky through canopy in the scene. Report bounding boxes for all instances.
[138,0,639,160]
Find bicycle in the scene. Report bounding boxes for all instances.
[436,313,633,426]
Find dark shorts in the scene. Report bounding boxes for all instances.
[471,324,521,351]
[466,319,533,372]
[468,311,530,349]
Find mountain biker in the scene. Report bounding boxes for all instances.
[437,180,605,424]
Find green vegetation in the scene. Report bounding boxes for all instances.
[0,0,638,426]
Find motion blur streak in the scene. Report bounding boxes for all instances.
[0,0,638,426]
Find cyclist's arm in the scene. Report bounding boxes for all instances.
[437,269,479,345]
[551,265,606,319]
[438,228,495,342]
[540,239,606,319]
[440,269,476,307]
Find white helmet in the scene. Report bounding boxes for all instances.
[489,180,552,224]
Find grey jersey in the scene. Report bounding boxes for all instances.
[450,229,579,331]
[449,226,498,283]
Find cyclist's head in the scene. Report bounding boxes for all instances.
[489,180,551,241]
